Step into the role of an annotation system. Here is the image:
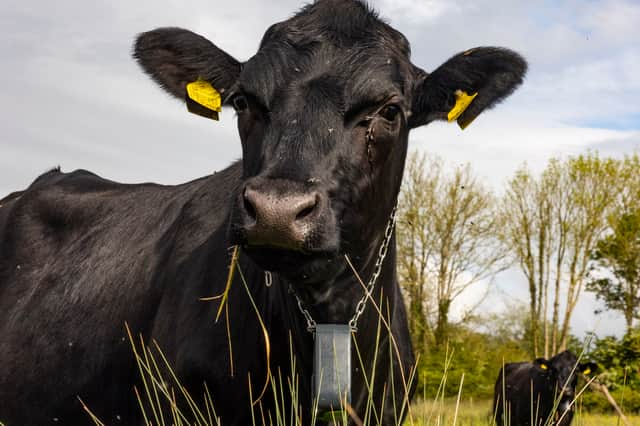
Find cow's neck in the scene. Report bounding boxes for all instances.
[282,232,397,329]
[233,226,400,416]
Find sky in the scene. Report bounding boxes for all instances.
[1,0,639,340]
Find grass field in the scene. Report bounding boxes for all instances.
[407,398,640,426]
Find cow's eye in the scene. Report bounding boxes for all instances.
[379,104,400,121]
[232,95,249,112]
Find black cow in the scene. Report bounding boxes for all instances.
[493,350,597,426]
[0,1,526,424]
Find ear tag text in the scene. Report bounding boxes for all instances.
[447,90,478,123]
[186,79,222,121]
[583,367,591,375]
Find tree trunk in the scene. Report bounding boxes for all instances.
[543,278,549,358]
[551,269,562,354]
[434,299,451,347]
[537,219,548,358]
[528,274,538,357]
[560,271,581,351]
[625,294,634,334]
[559,308,572,351]
[409,290,426,353]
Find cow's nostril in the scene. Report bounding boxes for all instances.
[243,191,257,221]
[295,196,318,221]
[296,205,314,220]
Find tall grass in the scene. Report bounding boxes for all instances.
[79,249,634,425]
[82,328,636,426]
[410,399,640,426]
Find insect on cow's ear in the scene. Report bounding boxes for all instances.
[133,27,242,119]
[409,47,527,129]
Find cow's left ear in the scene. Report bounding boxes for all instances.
[409,47,527,129]
[534,358,551,372]
[133,27,242,119]
[579,362,598,376]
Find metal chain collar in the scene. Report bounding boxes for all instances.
[286,204,398,333]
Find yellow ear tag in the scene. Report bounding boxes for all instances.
[186,79,222,120]
[583,367,591,375]
[447,90,478,122]
[540,363,548,370]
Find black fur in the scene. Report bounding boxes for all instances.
[1,1,526,424]
[493,350,598,426]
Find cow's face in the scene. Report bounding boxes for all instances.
[133,0,526,284]
[534,351,597,423]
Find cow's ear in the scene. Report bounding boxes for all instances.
[134,27,242,105]
[409,47,527,129]
[534,358,550,372]
[580,362,598,376]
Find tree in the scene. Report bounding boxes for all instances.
[397,152,509,349]
[500,154,620,357]
[587,210,640,333]
[589,328,640,391]
[500,165,550,357]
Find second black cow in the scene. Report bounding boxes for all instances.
[493,350,597,426]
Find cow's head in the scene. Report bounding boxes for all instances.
[534,351,597,423]
[133,0,526,285]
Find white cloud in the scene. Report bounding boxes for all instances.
[376,0,459,23]
[579,0,640,45]
[409,116,638,190]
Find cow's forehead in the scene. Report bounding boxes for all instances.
[239,45,410,112]
[551,351,578,371]
[259,1,411,55]
[236,0,413,110]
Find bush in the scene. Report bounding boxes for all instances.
[579,387,640,414]
[416,326,528,400]
[588,328,640,391]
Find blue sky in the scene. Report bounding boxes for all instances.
[1,0,638,338]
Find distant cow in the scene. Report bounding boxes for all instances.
[0,0,526,424]
[493,350,597,426]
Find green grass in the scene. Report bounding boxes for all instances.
[78,250,638,425]
[409,398,640,426]
[85,327,640,426]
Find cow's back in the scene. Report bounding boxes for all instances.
[0,164,240,424]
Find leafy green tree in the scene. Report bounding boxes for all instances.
[587,210,640,333]
[397,152,509,349]
[500,154,620,357]
[589,328,640,391]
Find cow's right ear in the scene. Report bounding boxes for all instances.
[409,47,527,129]
[134,28,242,102]
[534,358,550,372]
[580,362,598,376]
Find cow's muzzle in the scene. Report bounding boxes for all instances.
[234,179,334,252]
